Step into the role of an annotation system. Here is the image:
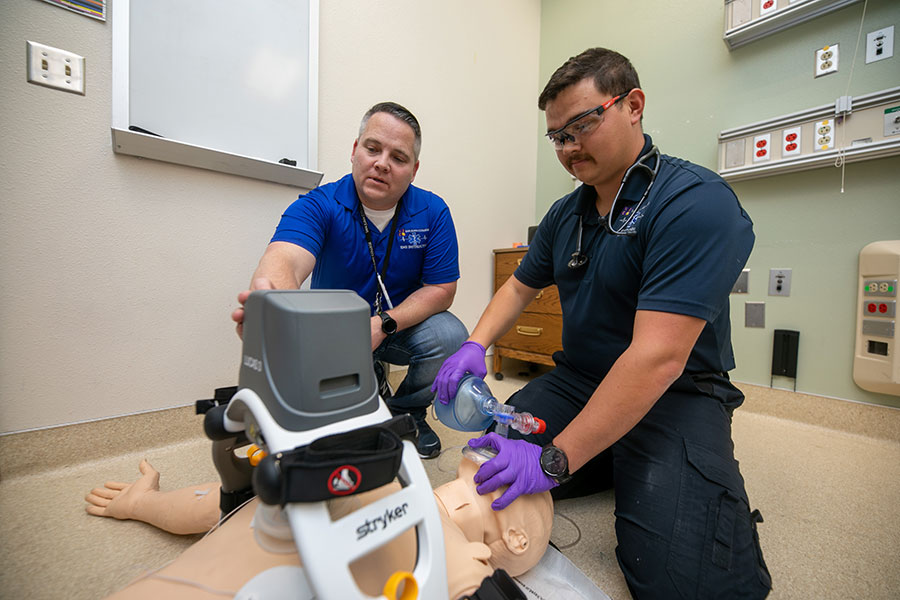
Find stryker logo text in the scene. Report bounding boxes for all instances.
[356,502,409,540]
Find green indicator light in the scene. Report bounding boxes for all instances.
[890,286,895,292]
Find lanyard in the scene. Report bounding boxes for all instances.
[358,200,401,313]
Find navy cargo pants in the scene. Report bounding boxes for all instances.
[496,354,772,599]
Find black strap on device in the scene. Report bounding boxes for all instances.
[358,199,401,313]
[254,415,416,505]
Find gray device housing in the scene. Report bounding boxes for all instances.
[239,290,379,431]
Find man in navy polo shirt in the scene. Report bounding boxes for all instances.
[232,102,467,458]
[433,49,771,597]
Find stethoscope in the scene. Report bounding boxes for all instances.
[568,145,661,270]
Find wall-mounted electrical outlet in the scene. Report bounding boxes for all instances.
[815,44,839,77]
[814,119,834,152]
[760,0,778,18]
[781,126,801,158]
[752,133,771,163]
[769,268,792,296]
[26,40,85,95]
[866,26,894,64]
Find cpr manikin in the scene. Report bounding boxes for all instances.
[86,455,553,599]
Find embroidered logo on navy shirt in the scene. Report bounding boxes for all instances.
[615,204,647,234]
[399,228,428,249]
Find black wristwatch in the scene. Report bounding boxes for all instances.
[540,444,571,484]
[378,311,398,336]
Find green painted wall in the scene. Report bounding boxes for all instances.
[537,0,900,407]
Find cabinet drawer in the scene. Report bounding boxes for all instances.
[493,277,562,315]
[495,313,562,356]
[494,250,527,280]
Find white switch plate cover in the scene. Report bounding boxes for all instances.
[760,0,778,18]
[815,44,839,77]
[866,26,894,64]
[781,126,801,158]
[26,40,85,95]
[752,133,771,163]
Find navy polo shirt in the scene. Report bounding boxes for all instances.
[271,174,460,313]
[517,135,754,381]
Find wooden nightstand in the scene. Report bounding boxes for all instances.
[492,247,563,379]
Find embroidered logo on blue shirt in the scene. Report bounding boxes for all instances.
[399,228,428,249]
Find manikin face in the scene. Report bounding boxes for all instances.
[350,112,420,210]
[433,457,553,577]
[543,77,643,193]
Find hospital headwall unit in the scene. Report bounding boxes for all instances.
[718,0,899,399]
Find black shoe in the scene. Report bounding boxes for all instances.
[373,361,393,400]
[412,411,441,459]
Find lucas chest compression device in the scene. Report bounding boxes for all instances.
[202,290,447,599]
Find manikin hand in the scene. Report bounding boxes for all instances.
[231,277,276,339]
[431,341,487,403]
[468,433,558,511]
[84,459,161,521]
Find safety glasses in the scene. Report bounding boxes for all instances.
[545,92,629,150]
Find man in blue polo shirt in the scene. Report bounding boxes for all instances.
[433,49,771,597]
[232,102,467,458]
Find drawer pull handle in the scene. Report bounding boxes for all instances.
[516,326,543,337]
[535,291,543,300]
[516,258,523,265]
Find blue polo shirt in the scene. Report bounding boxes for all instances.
[271,174,460,313]
[517,135,753,381]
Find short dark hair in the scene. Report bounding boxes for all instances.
[359,102,422,158]
[538,48,641,110]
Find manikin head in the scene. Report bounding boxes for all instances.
[433,456,553,577]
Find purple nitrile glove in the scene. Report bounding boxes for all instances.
[468,433,558,511]
[430,341,487,404]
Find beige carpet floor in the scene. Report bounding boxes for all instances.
[1,359,898,599]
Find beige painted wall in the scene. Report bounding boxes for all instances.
[0,1,540,434]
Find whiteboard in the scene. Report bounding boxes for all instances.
[111,0,322,189]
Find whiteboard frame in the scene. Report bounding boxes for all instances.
[110,0,323,190]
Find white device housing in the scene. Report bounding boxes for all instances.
[226,388,448,599]
[853,241,900,396]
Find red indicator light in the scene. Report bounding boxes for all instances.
[763,0,774,7]
[879,304,888,313]
[785,143,797,151]
[868,303,877,313]
[756,149,767,157]
[785,133,797,142]
[756,139,768,148]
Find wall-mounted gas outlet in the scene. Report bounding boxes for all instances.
[26,40,85,95]
[753,133,771,163]
[769,268,792,296]
[781,126,801,158]
[815,44,839,77]
[814,118,834,152]
[866,26,894,64]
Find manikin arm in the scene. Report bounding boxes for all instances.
[84,460,220,535]
[87,458,552,599]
